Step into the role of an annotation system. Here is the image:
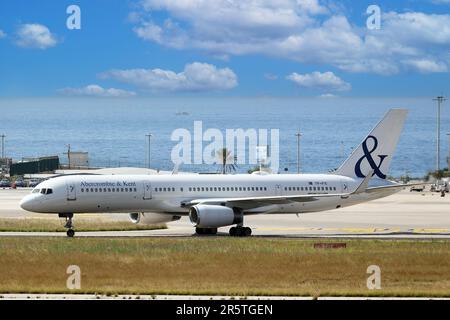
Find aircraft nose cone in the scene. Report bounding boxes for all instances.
[20,195,34,211]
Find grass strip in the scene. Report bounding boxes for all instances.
[0,237,448,297]
[0,217,166,232]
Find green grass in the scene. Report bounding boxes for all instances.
[0,217,166,232]
[0,237,449,297]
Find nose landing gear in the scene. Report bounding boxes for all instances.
[59,213,75,237]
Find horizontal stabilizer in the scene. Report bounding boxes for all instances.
[353,170,374,194]
[365,183,430,193]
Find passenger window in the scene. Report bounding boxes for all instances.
[81,188,84,192]
[180,187,183,192]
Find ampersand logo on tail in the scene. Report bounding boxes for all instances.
[354,135,388,179]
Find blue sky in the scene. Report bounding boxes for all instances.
[1,0,450,97]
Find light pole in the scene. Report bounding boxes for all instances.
[295,132,302,174]
[433,96,446,175]
[65,144,71,169]
[146,133,152,169]
[447,133,450,171]
[0,134,5,158]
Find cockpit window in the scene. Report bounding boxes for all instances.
[40,188,47,194]
[46,189,53,195]
[32,188,40,193]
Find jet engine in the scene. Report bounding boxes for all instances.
[129,212,181,225]
[189,204,243,228]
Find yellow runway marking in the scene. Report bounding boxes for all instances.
[256,227,450,234]
[413,229,450,233]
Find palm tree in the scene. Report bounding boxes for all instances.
[215,148,237,174]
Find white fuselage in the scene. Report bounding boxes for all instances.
[19,173,398,216]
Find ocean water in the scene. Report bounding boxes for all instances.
[0,96,449,178]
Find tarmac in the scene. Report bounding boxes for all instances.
[1,187,449,239]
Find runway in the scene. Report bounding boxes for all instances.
[1,188,450,239]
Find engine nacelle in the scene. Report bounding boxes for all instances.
[129,212,181,225]
[189,204,243,228]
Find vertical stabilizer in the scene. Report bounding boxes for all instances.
[334,109,408,179]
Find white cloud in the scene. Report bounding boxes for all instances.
[99,62,238,92]
[59,84,136,97]
[287,71,351,92]
[0,29,6,38]
[132,1,450,75]
[264,73,278,80]
[432,0,450,4]
[402,58,448,73]
[319,93,338,98]
[15,24,57,49]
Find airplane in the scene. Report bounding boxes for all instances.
[20,109,418,238]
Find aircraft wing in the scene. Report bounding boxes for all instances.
[182,192,349,210]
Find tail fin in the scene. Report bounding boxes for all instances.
[334,109,408,179]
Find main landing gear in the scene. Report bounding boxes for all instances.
[229,226,252,237]
[195,226,252,237]
[59,213,75,237]
[195,227,218,235]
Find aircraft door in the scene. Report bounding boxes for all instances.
[66,181,76,201]
[275,184,282,196]
[340,180,348,194]
[143,181,152,200]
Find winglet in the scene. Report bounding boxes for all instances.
[353,170,373,194]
